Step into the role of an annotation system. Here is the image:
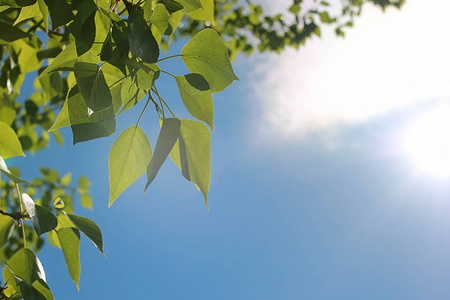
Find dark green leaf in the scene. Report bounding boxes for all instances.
[45,0,74,28]
[109,125,152,206]
[0,21,31,43]
[176,74,213,130]
[22,193,58,236]
[145,118,181,191]
[73,62,112,112]
[66,213,104,255]
[100,30,113,61]
[127,9,159,63]
[158,0,183,13]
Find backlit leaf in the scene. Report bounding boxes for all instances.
[0,156,30,184]
[0,215,14,248]
[176,74,213,130]
[109,125,152,206]
[151,3,172,35]
[57,227,81,289]
[0,121,25,159]
[178,0,202,13]
[181,29,239,93]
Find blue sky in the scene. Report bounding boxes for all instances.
[9,0,450,298]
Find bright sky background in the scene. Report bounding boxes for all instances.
[9,0,450,298]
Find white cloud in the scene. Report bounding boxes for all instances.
[246,0,450,142]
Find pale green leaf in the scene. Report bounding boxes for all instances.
[178,0,202,13]
[14,2,41,25]
[188,0,214,23]
[57,227,81,289]
[66,213,104,255]
[181,29,239,93]
[176,74,213,130]
[22,193,58,236]
[0,215,14,248]
[38,43,77,78]
[120,76,146,113]
[178,119,210,207]
[145,118,180,191]
[151,3,172,35]
[0,106,16,126]
[80,194,93,210]
[0,121,25,159]
[37,0,49,32]
[109,125,152,206]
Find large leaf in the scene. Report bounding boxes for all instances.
[3,248,46,297]
[0,156,30,184]
[14,2,41,25]
[176,74,213,130]
[38,43,78,78]
[66,213,104,255]
[0,121,25,159]
[0,21,31,44]
[145,118,181,191]
[177,119,211,207]
[22,193,57,236]
[6,269,54,300]
[57,227,81,289]
[181,29,239,93]
[127,9,159,63]
[109,125,152,206]
[73,62,112,112]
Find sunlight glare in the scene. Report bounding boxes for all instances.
[402,104,450,178]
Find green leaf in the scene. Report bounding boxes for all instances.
[0,121,25,159]
[109,125,152,206]
[181,29,239,93]
[66,85,116,144]
[177,0,202,13]
[176,74,213,130]
[53,197,65,209]
[0,156,30,184]
[80,194,93,210]
[127,9,159,63]
[100,30,113,61]
[177,119,210,207]
[0,21,31,44]
[151,3,172,35]
[57,227,81,289]
[14,1,41,25]
[66,213,104,255]
[38,43,78,78]
[188,0,214,23]
[74,62,113,112]
[159,0,183,13]
[7,269,54,300]
[0,215,14,248]
[120,76,146,113]
[145,118,180,191]
[22,193,58,236]
[31,279,54,300]
[0,106,16,126]
[3,248,47,297]
[37,0,49,32]
[45,0,74,28]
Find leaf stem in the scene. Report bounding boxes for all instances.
[160,70,177,79]
[136,95,151,126]
[153,87,175,118]
[156,55,182,63]
[15,184,26,249]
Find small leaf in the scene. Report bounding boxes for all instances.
[145,118,181,191]
[0,156,30,184]
[0,215,14,248]
[151,3,172,35]
[176,74,213,130]
[73,62,112,112]
[109,125,152,206]
[0,106,16,126]
[22,193,58,236]
[0,121,25,159]
[177,0,202,13]
[80,194,93,210]
[181,29,239,93]
[57,227,81,289]
[66,213,105,255]
[127,9,159,63]
[53,197,65,209]
[188,0,214,23]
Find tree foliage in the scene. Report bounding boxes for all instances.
[0,0,404,298]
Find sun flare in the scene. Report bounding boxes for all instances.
[402,104,450,178]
